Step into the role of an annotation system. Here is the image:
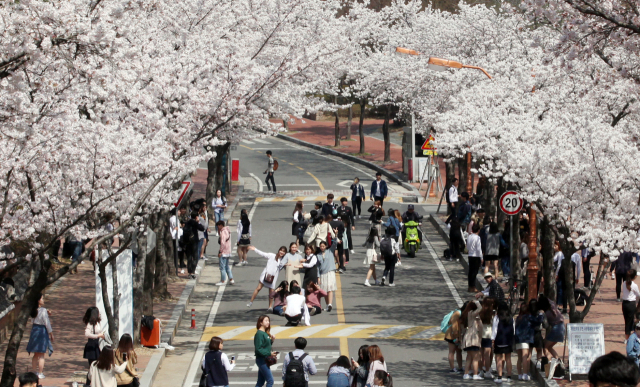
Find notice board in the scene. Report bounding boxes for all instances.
[567,323,605,380]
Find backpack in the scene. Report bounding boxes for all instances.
[441,309,458,334]
[284,352,307,387]
[380,236,393,257]
[273,159,279,171]
[443,248,452,259]
[181,223,196,246]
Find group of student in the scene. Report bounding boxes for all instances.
[443,294,565,384]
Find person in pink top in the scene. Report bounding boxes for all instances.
[216,221,234,286]
[304,281,327,316]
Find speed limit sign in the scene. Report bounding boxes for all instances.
[499,191,523,215]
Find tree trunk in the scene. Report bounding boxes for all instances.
[496,178,507,230]
[143,216,160,316]
[346,105,353,141]
[458,157,467,196]
[0,261,49,387]
[132,226,147,344]
[206,143,231,217]
[98,250,120,348]
[576,253,610,322]
[154,210,172,300]
[359,98,366,154]
[482,178,496,221]
[334,95,340,147]
[382,105,391,162]
[540,215,556,300]
[445,160,456,215]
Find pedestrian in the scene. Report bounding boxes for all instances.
[528,299,546,367]
[18,372,39,387]
[339,218,351,271]
[626,322,640,367]
[449,217,464,260]
[212,189,227,231]
[282,337,317,387]
[247,245,286,308]
[514,302,543,381]
[367,201,384,237]
[616,251,635,302]
[538,295,564,360]
[328,214,345,271]
[582,244,594,287]
[475,273,505,302]
[370,173,388,206]
[83,306,104,385]
[499,220,511,278]
[327,356,351,387]
[478,297,495,379]
[553,242,572,313]
[492,301,514,384]
[264,150,277,193]
[281,242,303,285]
[307,215,336,251]
[350,345,370,387]
[198,204,209,260]
[254,315,277,387]
[296,244,318,289]
[322,194,338,217]
[115,334,138,386]
[176,220,186,274]
[26,293,53,380]
[215,220,234,286]
[236,208,251,266]
[317,241,337,312]
[365,345,387,387]
[446,178,459,224]
[292,201,305,244]
[305,281,327,316]
[484,222,504,279]
[382,208,401,242]
[184,212,205,279]
[445,301,467,374]
[588,351,640,387]
[461,300,482,380]
[371,370,393,387]
[269,280,289,316]
[467,209,485,234]
[284,284,310,326]
[467,224,483,293]
[350,178,366,219]
[362,227,380,287]
[622,269,640,341]
[201,336,235,387]
[380,226,400,287]
[337,197,356,255]
[457,192,472,229]
[169,208,181,273]
[88,346,128,387]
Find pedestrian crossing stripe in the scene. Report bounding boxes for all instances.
[255,196,405,203]
[200,324,445,342]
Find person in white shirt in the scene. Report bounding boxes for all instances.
[467,223,483,293]
[284,285,310,326]
[201,336,235,386]
[622,269,640,340]
[446,178,459,224]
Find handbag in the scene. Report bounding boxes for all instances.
[266,354,278,367]
[132,377,140,387]
[264,273,275,285]
[198,366,207,387]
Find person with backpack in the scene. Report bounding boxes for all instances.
[362,227,380,287]
[492,301,514,384]
[350,178,366,219]
[264,150,277,194]
[380,227,400,287]
[282,337,317,387]
[444,301,468,374]
[317,241,337,312]
[183,212,205,279]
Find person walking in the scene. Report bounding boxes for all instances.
[350,345,370,387]
[383,209,401,242]
[281,242,303,285]
[467,224,483,293]
[365,345,387,387]
[254,315,276,387]
[115,334,138,386]
[184,212,205,279]
[198,204,209,260]
[202,336,235,387]
[215,220,234,286]
[461,300,483,380]
[370,173,388,206]
[292,201,305,244]
[247,245,286,308]
[282,337,317,387]
[26,293,53,380]
[236,209,251,266]
[492,301,514,384]
[538,295,564,360]
[627,322,640,368]
[449,217,465,260]
[367,201,384,237]
[169,208,182,274]
[622,269,640,341]
[380,226,400,287]
[484,222,505,279]
[350,178,366,219]
[264,150,277,194]
[328,214,345,269]
[362,227,380,287]
[83,307,104,385]
[322,194,338,218]
[88,346,128,387]
[327,356,351,387]
[337,197,356,254]
[446,178,459,223]
[317,241,337,311]
[616,251,635,302]
[212,189,227,232]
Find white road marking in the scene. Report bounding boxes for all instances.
[370,325,414,338]
[241,139,255,144]
[328,324,374,337]
[410,326,441,339]
[249,172,263,192]
[252,138,271,144]
[218,326,255,340]
[269,326,294,336]
[293,324,333,337]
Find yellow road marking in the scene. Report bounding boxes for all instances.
[296,166,304,171]
[255,197,264,202]
[335,264,348,355]
[240,144,254,150]
[293,197,306,202]
[306,172,324,190]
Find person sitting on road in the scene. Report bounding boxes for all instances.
[475,272,505,302]
[400,204,423,244]
[305,281,327,316]
[282,337,317,387]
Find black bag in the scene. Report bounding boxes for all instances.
[131,377,140,387]
[380,236,393,257]
[284,352,308,387]
[182,224,196,246]
[199,365,207,387]
[443,249,451,259]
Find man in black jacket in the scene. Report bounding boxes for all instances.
[337,197,355,254]
[184,212,205,279]
[328,214,346,272]
[321,194,338,217]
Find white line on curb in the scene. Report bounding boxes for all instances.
[249,172,263,192]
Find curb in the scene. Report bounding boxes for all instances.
[140,178,245,387]
[277,133,420,198]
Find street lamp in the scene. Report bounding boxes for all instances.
[395,47,493,79]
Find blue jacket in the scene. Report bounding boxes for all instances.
[628,332,640,365]
[350,184,365,201]
[514,313,544,344]
[370,180,388,199]
[383,216,401,237]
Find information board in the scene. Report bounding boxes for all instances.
[567,323,605,377]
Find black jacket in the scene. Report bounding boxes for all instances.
[337,205,355,225]
[330,220,345,242]
[321,202,338,218]
[368,206,384,224]
[184,219,205,246]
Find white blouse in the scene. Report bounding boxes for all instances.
[623,281,640,302]
[33,307,53,333]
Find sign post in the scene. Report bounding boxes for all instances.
[499,191,523,290]
[567,323,605,381]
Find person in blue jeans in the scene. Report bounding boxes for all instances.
[254,315,276,387]
[215,221,234,286]
[212,189,227,229]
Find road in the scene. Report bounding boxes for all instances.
[156,137,535,387]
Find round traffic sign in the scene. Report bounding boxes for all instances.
[499,191,523,215]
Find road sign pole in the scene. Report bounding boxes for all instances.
[411,113,416,182]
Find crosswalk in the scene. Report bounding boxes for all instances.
[201,324,445,342]
[256,195,406,203]
[241,139,272,145]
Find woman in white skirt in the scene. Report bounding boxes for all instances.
[247,245,286,309]
[317,241,337,312]
[362,227,380,287]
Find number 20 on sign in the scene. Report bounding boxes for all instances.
[499,191,523,215]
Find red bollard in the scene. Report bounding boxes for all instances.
[190,309,196,329]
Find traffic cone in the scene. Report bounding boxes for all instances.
[190,309,196,329]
